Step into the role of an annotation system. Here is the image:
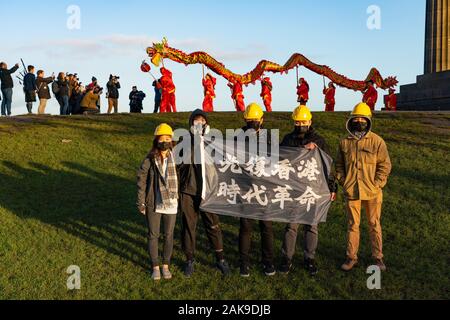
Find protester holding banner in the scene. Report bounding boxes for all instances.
[136,124,179,281]
[279,105,338,276]
[336,103,391,272]
[178,109,231,277]
[237,103,276,277]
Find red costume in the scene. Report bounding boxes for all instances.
[363,84,378,111]
[384,90,397,111]
[202,74,217,113]
[323,84,336,112]
[160,67,177,113]
[228,80,245,112]
[297,78,310,104]
[260,77,273,112]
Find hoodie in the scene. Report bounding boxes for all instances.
[178,109,210,196]
[336,116,392,200]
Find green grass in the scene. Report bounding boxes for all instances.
[0,111,448,300]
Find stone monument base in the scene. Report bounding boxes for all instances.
[396,70,450,111]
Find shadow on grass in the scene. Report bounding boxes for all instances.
[0,160,243,271]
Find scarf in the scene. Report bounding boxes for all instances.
[154,152,179,209]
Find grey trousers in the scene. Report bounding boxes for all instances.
[281,223,318,261]
[145,211,177,268]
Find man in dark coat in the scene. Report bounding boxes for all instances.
[178,109,231,277]
[35,70,55,115]
[0,61,19,116]
[279,105,337,276]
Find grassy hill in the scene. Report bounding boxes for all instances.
[0,111,448,300]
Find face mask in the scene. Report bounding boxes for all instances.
[190,123,210,135]
[294,126,309,134]
[157,142,172,151]
[246,121,261,131]
[351,121,368,132]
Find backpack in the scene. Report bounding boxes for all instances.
[52,81,60,95]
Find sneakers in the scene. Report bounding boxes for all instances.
[279,260,293,275]
[216,259,231,276]
[184,260,195,278]
[304,258,318,276]
[263,264,276,276]
[162,266,172,280]
[151,268,161,281]
[375,259,387,272]
[341,258,358,272]
[240,264,250,278]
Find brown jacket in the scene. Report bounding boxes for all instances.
[336,119,392,201]
[80,91,100,110]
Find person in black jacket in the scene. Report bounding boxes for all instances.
[35,70,55,115]
[56,72,70,115]
[23,65,37,114]
[279,105,338,276]
[129,86,146,113]
[107,75,121,114]
[137,123,179,281]
[237,103,276,278]
[0,62,19,116]
[178,109,230,277]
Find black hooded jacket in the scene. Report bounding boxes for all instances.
[281,127,338,193]
[178,109,209,196]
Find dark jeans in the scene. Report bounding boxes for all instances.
[1,88,13,115]
[281,223,318,261]
[58,95,70,115]
[181,193,224,261]
[239,218,274,267]
[145,211,177,268]
[154,99,161,113]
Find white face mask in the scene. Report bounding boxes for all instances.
[190,122,210,136]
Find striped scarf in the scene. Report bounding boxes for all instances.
[154,152,179,208]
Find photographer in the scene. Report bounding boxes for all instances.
[129,86,146,113]
[107,75,121,114]
[80,86,102,115]
[36,70,55,115]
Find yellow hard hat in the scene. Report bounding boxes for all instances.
[292,105,312,122]
[351,102,372,118]
[244,103,264,120]
[154,123,174,137]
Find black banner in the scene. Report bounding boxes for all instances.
[200,140,333,225]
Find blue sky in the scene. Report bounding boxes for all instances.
[1,0,425,115]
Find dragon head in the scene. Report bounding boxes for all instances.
[146,37,169,67]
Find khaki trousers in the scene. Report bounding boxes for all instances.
[346,192,383,260]
[38,99,48,115]
[108,98,118,114]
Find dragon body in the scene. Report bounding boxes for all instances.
[146,38,397,91]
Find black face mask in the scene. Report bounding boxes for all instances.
[247,121,261,131]
[350,121,368,132]
[157,142,172,151]
[294,125,309,135]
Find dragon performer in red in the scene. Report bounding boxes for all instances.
[384,88,397,112]
[323,82,336,112]
[362,80,378,111]
[297,78,310,105]
[202,73,217,112]
[160,67,177,113]
[228,79,245,112]
[260,77,273,112]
